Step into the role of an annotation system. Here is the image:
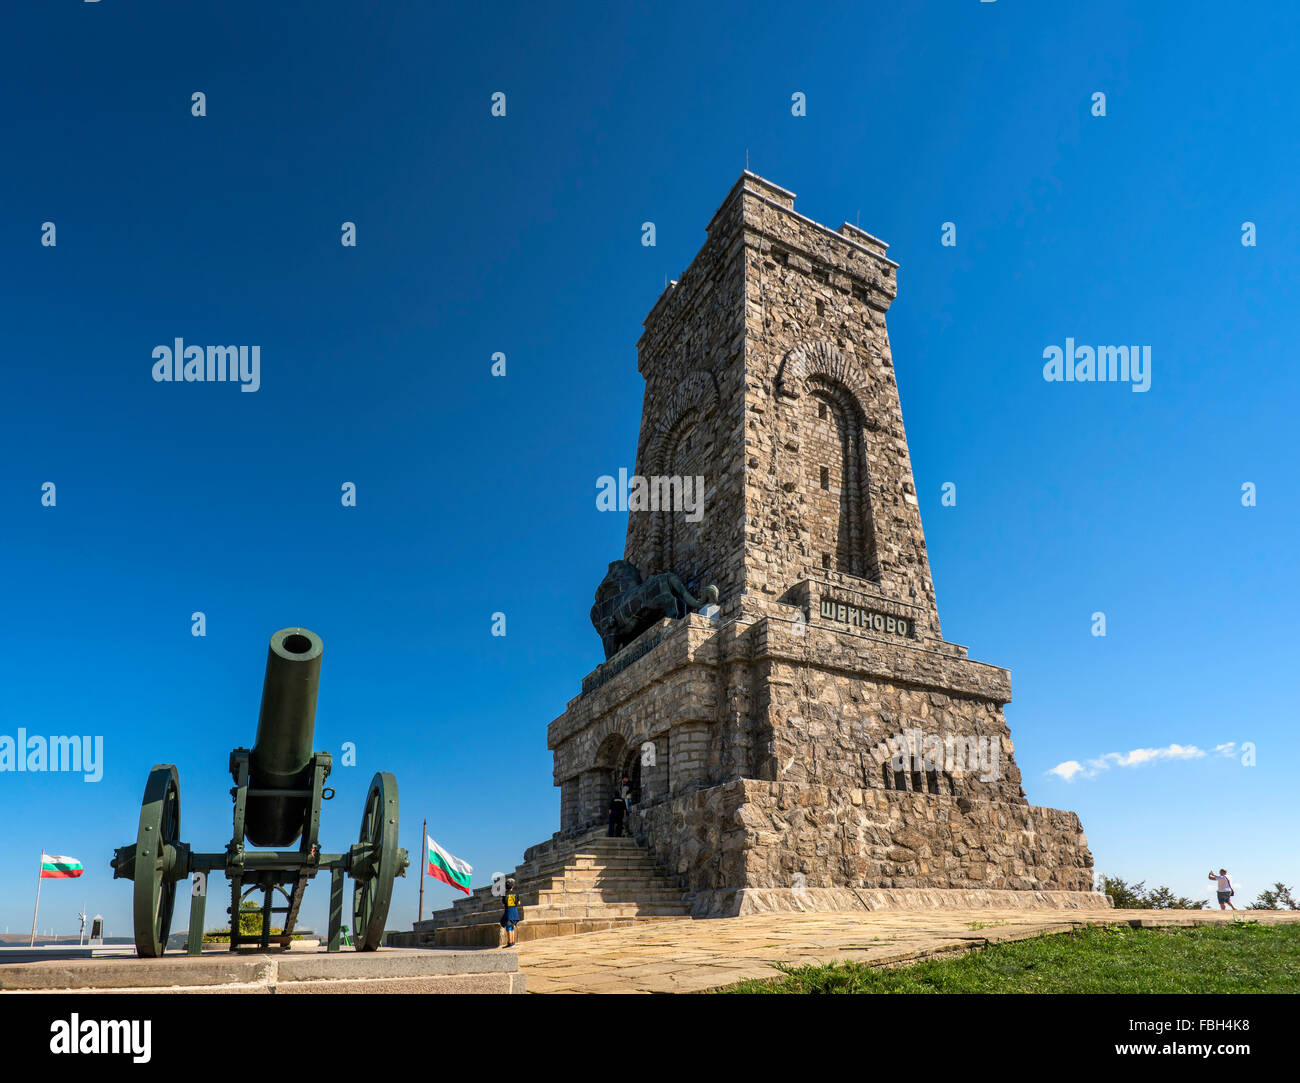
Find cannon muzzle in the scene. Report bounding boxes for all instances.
[243,627,323,847]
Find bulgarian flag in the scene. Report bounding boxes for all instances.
[40,854,84,879]
[426,835,472,895]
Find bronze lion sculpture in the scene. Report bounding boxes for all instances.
[590,560,719,660]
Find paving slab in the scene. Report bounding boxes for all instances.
[513,908,1300,993]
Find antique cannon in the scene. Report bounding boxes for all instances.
[111,628,409,957]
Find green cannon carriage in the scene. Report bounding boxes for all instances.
[111,628,409,956]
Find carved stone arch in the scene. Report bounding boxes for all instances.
[619,731,652,803]
[645,369,719,575]
[644,369,720,475]
[592,723,634,769]
[775,340,869,405]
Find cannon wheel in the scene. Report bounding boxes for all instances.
[352,772,400,951]
[132,764,182,958]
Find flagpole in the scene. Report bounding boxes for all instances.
[418,819,426,922]
[29,849,44,947]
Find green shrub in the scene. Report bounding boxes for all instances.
[1099,875,1204,909]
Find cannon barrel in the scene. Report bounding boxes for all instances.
[243,627,323,847]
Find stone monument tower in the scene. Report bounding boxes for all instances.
[420,173,1101,943]
[549,172,1097,914]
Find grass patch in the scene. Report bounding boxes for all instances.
[717,922,1300,994]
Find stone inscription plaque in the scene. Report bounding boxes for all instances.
[820,598,917,638]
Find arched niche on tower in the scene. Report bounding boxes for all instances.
[644,370,719,580]
[776,342,881,582]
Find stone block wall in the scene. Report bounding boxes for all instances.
[624,180,748,604]
[624,173,940,630]
[735,176,939,626]
[632,779,1094,903]
[549,615,724,830]
[760,660,1026,805]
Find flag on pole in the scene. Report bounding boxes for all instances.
[425,836,472,895]
[40,854,84,879]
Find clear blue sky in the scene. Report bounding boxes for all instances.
[1,1,1296,938]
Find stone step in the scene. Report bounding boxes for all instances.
[509,859,676,887]
[432,891,692,920]
[473,874,680,898]
[427,875,685,908]
[563,866,677,878]
[519,845,663,874]
[568,855,670,870]
[430,915,689,948]
[562,867,679,882]
[540,873,686,889]
[419,831,689,942]
[517,847,655,873]
[536,889,687,905]
[433,901,692,926]
[436,889,696,915]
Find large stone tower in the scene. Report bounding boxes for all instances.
[545,173,1098,914]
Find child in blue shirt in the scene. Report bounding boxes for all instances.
[500,877,523,946]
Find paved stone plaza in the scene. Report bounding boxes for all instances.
[514,910,1300,994]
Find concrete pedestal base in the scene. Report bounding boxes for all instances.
[0,947,524,994]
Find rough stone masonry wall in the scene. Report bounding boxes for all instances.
[760,659,1027,806]
[624,182,748,604]
[738,177,940,627]
[550,616,720,785]
[633,779,1094,902]
[549,615,735,829]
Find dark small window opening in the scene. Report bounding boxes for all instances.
[820,466,829,489]
[818,402,828,419]
[822,553,831,570]
[816,299,825,316]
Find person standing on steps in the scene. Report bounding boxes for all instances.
[620,774,634,839]
[500,877,523,946]
[607,791,626,838]
[1208,868,1237,910]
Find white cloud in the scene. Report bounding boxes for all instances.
[1048,742,1211,782]
[1049,760,1087,781]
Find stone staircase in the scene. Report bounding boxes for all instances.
[407,829,691,947]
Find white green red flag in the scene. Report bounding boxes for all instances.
[40,854,83,879]
[426,835,471,894]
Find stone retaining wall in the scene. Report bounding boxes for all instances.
[634,778,1096,904]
